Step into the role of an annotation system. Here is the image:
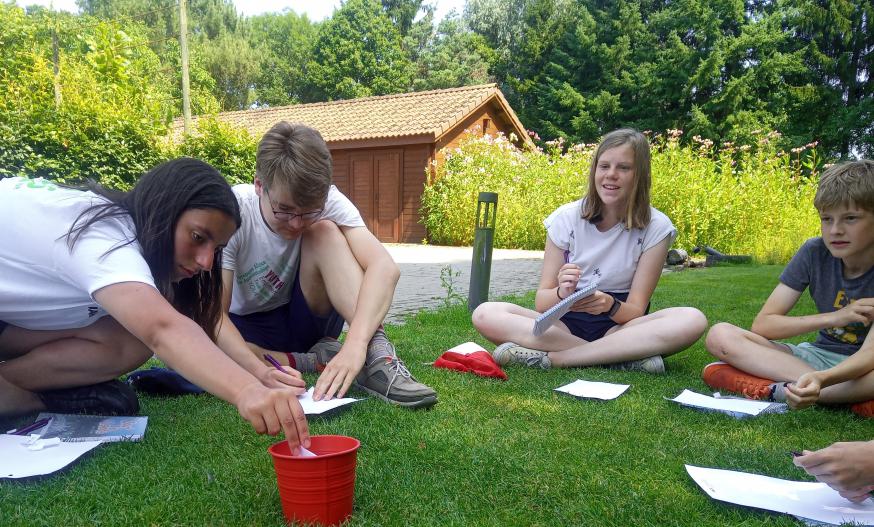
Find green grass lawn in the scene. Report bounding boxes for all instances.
[3,265,873,526]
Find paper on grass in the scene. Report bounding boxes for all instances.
[555,379,630,401]
[668,389,788,418]
[445,342,488,355]
[0,434,101,479]
[686,465,874,526]
[298,387,359,415]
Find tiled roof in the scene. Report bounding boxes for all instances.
[170,84,531,146]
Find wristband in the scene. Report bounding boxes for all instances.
[556,287,564,300]
[607,296,621,317]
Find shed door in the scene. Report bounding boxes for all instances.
[349,150,401,242]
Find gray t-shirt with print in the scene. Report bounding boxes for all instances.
[780,237,874,355]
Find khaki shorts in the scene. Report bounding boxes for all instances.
[781,341,848,371]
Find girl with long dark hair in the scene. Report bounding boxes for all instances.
[0,158,309,450]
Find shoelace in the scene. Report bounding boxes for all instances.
[523,356,546,367]
[368,354,412,397]
[511,347,545,365]
[740,380,774,400]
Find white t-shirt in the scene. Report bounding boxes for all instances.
[0,177,157,330]
[222,184,365,315]
[544,199,677,293]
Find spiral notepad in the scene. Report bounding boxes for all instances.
[532,281,600,336]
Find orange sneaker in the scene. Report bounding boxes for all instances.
[850,400,874,418]
[702,361,775,400]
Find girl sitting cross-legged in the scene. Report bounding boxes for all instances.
[472,128,707,373]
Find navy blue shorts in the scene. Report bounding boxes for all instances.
[229,272,344,354]
[559,292,647,342]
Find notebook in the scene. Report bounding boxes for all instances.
[36,413,148,443]
[532,281,600,336]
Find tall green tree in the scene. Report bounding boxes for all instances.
[248,11,318,106]
[78,0,252,111]
[199,31,261,110]
[381,0,424,36]
[77,0,242,40]
[411,13,494,91]
[465,0,576,115]
[779,0,872,157]
[306,0,414,100]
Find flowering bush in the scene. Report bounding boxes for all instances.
[422,129,821,264]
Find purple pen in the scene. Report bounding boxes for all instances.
[264,354,289,374]
[11,417,50,436]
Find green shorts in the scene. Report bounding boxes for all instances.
[781,341,848,371]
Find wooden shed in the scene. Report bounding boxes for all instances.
[172,84,533,243]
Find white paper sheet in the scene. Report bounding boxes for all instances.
[0,434,101,479]
[669,389,785,417]
[294,446,318,458]
[686,465,874,525]
[554,379,630,400]
[446,342,488,355]
[298,387,359,415]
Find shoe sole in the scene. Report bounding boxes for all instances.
[353,381,438,409]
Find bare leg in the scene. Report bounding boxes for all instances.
[473,303,707,367]
[0,372,43,415]
[298,220,366,320]
[549,307,707,367]
[472,301,586,352]
[0,316,151,416]
[705,324,874,406]
[705,322,815,381]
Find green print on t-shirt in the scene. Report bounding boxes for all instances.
[13,176,58,191]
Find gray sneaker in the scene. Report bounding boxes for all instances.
[356,330,437,409]
[492,342,551,369]
[605,355,665,374]
[309,337,342,371]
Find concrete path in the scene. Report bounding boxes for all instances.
[382,244,544,324]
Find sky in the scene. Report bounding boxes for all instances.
[14,0,468,22]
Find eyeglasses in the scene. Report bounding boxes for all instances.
[264,187,323,223]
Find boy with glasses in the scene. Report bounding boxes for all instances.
[221,121,437,408]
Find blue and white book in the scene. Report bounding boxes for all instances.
[532,281,600,336]
[36,413,148,443]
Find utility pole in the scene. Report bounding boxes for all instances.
[52,26,61,109]
[179,0,191,134]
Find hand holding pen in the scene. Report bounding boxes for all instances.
[262,354,306,393]
[557,250,581,300]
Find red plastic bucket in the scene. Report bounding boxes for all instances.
[268,435,361,526]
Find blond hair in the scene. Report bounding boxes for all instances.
[255,121,332,209]
[814,159,874,213]
[581,128,652,229]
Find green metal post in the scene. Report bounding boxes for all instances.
[468,192,498,311]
